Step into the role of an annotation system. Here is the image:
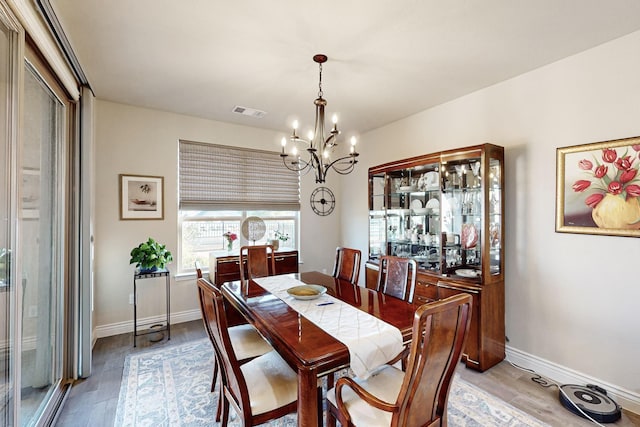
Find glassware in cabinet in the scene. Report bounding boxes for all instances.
[367,144,503,282]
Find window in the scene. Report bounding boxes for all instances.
[179,210,297,273]
[178,141,299,274]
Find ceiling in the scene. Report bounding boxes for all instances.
[49,0,640,141]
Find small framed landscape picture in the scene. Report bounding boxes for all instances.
[556,136,640,237]
[119,174,164,220]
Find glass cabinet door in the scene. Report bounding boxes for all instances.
[386,170,410,258]
[441,158,482,278]
[369,173,386,258]
[488,156,502,276]
[384,163,441,271]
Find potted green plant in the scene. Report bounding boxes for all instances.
[129,237,173,273]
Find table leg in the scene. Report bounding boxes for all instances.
[133,278,137,347]
[298,368,319,427]
[166,274,171,340]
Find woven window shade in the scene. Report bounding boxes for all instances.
[179,140,300,211]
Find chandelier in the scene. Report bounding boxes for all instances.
[280,54,359,183]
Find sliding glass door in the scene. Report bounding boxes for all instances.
[17,42,74,426]
[1,3,80,425]
[0,3,20,424]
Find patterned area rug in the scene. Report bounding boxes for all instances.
[114,339,549,427]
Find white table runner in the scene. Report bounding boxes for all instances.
[253,275,404,379]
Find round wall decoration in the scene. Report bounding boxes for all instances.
[241,216,266,243]
[310,187,335,216]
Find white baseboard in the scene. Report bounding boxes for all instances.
[506,345,640,415]
[93,309,202,339]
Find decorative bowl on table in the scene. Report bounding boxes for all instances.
[286,284,327,300]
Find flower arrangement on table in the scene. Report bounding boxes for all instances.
[222,231,237,251]
[572,145,640,229]
[274,230,290,242]
[270,230,289,251]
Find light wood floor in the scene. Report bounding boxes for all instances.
[54,320,639,427]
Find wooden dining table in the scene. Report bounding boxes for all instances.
[221,271,417,427]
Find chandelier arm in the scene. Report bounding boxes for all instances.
[309,149,322,172]
[324,154,359,175]
[329,162,358,176]
[291,136,311,146]
[280,154,312,173]
[324,133,338,147]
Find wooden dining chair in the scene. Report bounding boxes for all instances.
[327,247,362,393]
[196,270,272,420]
[376,256,418,303]
[326,293,472,427]
[197,277,299,426]
[239,244,275,281]
[332,247,362,285]
[195,260,204,279]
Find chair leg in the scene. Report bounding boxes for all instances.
[211,360,218,392]
[317,386,324,427]
[325,372,340,426]
[326,405,337,427]
[220,393,230,427]
[326,372,335,390]
[216,380,223,422]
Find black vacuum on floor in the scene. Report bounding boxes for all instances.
[559,384,621,423]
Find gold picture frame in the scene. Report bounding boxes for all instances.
[556,136,640,237]
[119,174,164,220]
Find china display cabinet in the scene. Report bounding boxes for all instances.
[366,143,505,371]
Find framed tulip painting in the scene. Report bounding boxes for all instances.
[556,136,640,237]
[119,174,164,220]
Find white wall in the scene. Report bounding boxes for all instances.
[342,31,640,404]
[93,102,341,332]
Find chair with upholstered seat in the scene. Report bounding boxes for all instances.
[327,293,472,427]
[239,244,275,281]
[197,277,299,426]
[332,247,362,285]
[196,265,272,420]
[376,256,417,303]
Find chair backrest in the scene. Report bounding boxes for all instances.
[332,247,362,285]
[395,293,472,427]
[196,277,253,421]
[194,260,203,279]
[239,245,275,281]
[377,256,417,303]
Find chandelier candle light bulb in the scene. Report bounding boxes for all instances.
[280,54,359,183]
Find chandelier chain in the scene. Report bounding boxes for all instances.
[318,63,323,97]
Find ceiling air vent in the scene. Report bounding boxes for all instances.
[232,106,266,119]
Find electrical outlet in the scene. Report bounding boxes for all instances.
[129,293,134,305]
[28,305,37,318]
